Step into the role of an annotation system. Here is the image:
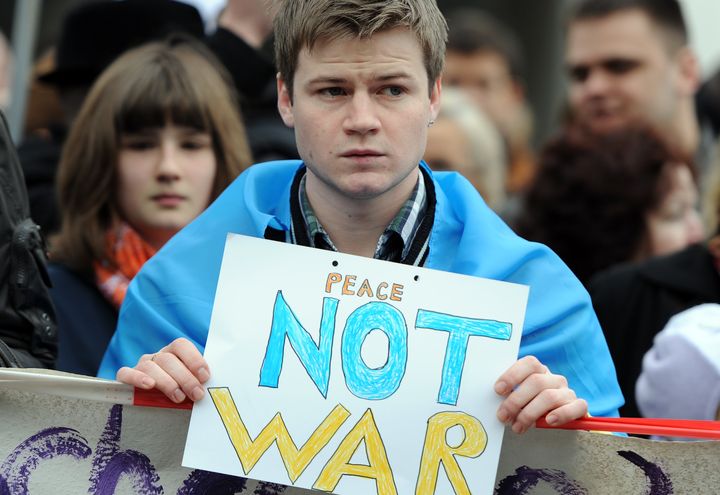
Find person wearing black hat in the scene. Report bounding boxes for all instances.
[21,0,298,238]
[19,0,206,238]
[48,37,252,376]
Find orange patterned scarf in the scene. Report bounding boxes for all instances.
[94,223,157,310]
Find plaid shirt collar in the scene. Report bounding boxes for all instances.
[295,169,427,263]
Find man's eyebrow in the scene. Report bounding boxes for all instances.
[565,59,588,69]
[306,76,348,85]
[306,73,414,85]
[375,72,411,81]
[565,63,587,74]
[375,72,413,82]
[603,57,640,65]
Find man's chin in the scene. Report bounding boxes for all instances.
[341,186,386,201]
[335,175,393,200]
[584,116,631,134]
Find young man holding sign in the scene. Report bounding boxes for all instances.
[101,0,622,436]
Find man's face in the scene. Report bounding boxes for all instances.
[443,50,521,127]
[566,9,689,134]
[277,27,441,205]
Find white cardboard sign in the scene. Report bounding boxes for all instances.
[183,234,528,494]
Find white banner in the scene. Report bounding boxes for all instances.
[1,370,719,494]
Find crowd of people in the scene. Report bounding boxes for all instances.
[1,0,719,438]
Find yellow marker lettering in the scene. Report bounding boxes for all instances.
[314,408,397,494]
[209,387,350,482]
[415,412,487,495]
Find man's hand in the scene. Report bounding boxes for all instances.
[495,355,588,434]
[116,338,210,403]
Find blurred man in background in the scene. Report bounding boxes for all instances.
[443,8,536,206]
[565,0,702,167]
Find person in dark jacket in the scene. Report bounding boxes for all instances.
[0,110,56,368]
[589,230,720,418]
[48,39,252,376]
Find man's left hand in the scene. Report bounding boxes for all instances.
[494,355,588,434]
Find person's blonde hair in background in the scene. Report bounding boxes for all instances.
[424,87,507,211]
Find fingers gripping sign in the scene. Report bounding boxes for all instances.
[116,337,211,404]
[494,355,588,434]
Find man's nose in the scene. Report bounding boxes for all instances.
[581,69,612,97]
[342,93,381,135]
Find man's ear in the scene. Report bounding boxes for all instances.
[429,77,442,122]
[512,80,526,103]
[675,47,700,96]
[277,73,295,128]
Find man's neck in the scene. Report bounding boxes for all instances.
[305,170,420,258]
[669,101,700,160]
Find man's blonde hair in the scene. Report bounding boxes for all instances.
[274,0,447,97]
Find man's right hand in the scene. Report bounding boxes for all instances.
[115,338,210,403]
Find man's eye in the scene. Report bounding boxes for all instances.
[605,59,638,75]
[321,87,345,97]
[382,86,404,97]
[568,66,589,83]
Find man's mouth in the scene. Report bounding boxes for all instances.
[340,149,386,162]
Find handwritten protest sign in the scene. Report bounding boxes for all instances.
[183,234,527,494]
[1,370,719,494]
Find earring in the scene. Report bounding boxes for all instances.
[427,120,435,128]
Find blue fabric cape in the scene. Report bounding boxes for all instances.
[99,161,623,417]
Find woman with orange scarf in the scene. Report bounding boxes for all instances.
[48,38,252,376]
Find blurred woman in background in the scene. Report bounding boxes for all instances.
[515,125,704,286]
